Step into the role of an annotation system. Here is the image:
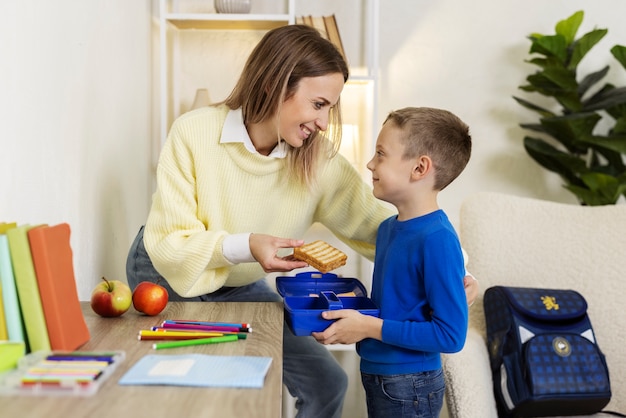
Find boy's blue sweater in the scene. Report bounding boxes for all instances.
[357,210,468,375]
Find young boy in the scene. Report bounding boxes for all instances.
[312,107,471,418]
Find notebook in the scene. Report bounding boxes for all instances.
[118,354,272,389]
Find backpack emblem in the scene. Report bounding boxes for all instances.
[552,336,571,357]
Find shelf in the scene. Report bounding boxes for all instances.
[347,75,376,84]
[165,13,291,30]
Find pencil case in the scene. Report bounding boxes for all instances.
[276,272,380,336]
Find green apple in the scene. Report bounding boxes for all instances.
[90,277,132,317]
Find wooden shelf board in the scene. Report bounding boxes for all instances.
[166,13,291,30]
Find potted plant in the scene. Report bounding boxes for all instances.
[514,10,626,205]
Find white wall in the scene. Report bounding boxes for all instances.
[2,0,625,299]
[1,1,153,300]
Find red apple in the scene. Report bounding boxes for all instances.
[132,281,169,316]
[90,277,132,317]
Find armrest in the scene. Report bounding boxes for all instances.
[442,328,498,418]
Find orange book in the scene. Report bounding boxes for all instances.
[27,223,90,351]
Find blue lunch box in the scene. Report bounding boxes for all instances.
[276,271,380,336]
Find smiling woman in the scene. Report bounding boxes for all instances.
[125,24,393,418]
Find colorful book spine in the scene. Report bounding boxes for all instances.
[6,225,51,352]
[0,225,26,344]
[28,223,90,351]
[0,284,8,340]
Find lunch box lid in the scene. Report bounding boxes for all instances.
[275,272,369,298]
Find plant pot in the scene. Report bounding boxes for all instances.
[214,0,251,14]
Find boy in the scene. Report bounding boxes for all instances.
[313,107,471,418]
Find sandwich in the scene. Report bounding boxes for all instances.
[293,240,347,273]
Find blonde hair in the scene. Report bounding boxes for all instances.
[222,25,349,187]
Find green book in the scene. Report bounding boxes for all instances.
[6,225,50,352]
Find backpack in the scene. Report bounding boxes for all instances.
[483,286,613,417]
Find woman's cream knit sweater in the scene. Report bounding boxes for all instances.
[145,105,393,297]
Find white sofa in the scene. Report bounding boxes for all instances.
[442,192,626,417]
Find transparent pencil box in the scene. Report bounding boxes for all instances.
[0,350,125,396]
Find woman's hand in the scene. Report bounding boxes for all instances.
[249,233,309,273]
[464,274,479,307]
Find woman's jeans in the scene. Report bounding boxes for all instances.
[361,369,445,418]
[126,226,348,418]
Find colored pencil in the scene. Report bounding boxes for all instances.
[138,330,247,341]
[164,319,251,328]
[160,322,252,333]
[139,330,223,338]
[150,326,249,334]
[152,334,239,350]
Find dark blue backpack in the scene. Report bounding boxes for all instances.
[484,286,613,417]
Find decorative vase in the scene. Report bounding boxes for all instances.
[214,0,251,14]
[191,89,211,110]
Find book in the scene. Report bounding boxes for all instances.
[0,227,26,344]
[323,15,346,62]
[27,223,90,351]
[119,354,272,389]
[0,341,25,373]
[296,14,346,62]
[6,225,51,352]
[0,285,7,340]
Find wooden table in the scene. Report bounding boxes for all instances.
[0,301,283,418]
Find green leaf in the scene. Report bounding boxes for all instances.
[577,134,626,154]
[583,85,626,111]
[524,71,582,111]
[569,29,608,69]
[539,113,602,152]
[541,67,578,90]
[519,122,548,134]
[578,66,609,97]
[611,45,626,70]
[613,116,626,134]
[525,72,562,94]
[530,35,568,63]
[512,96,555,118]
[524,136,587,185]
[579,172,626,205]
[565,183,620,205]
[555,10,583,45]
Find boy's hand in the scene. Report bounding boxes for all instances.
[312,309,383,345]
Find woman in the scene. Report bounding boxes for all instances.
[127,24,477,418]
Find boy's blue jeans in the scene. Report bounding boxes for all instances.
[126,226,348,418]
[361,369,445,418]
